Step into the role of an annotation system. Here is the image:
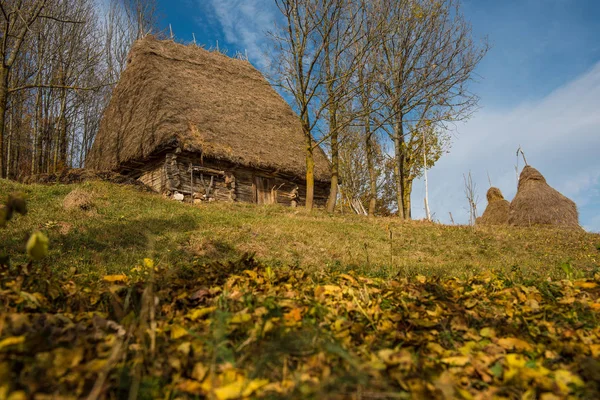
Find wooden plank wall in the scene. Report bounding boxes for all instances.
[138,160,166,192]
[139,152,329,207]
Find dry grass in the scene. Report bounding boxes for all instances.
[509,165,580,228]
[1,178,599,283]
[85,36,331,182]
[476,187,510,226]
[62,188,96,211]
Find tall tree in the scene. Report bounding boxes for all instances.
[0,0,158,179]
[0,0,49,177]
[270,0,344,211]
[378,0,488,219]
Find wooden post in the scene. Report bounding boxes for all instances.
[190,163,194,201]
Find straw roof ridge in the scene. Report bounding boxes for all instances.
[86,36,331,182]
[508,165,580,229]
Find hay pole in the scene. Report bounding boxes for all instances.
[192,33,197,45]
[516,145,528,166]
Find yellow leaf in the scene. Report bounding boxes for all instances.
[102,274,128,283]
[339,273,357,284]
[143,258,154,269]
[426,342,446,355]
[26,231,49,260]
[230,311,252,324]
[479,327,496,338]
[441,356,470,367]
[574,281,597,289]
[497,337,533,352]
[188,307,217,321]
[214,377,269,400]
[262,319,276,336]
[178,379,204,395]
[6,391,27,400]
[378,349,412,367]
[590,344,600,358]
[504,353,527,381]
[464,298,478,309]
[553,369,584,393]
[192,362,208,382]
[171,325,188,340]
[0,336,25,351]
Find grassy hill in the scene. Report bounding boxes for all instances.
[1,179,600,399]
[1,179,599,282]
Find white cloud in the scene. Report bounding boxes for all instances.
[202,0,277,69]
[412,62,600,232]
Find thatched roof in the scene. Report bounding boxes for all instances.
[476,187,510,226]
[508,166,580,228]
[86,37,331,182]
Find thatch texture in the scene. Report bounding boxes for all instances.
[476,187,510,225]
[508,166,580,228]
[86,37,331,182]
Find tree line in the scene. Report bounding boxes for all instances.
[0,0,156,180]
[270,0,488,218]
[1,0,486,220]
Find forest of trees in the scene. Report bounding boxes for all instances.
[270,0,488,217]
[0,0,156,180]
[1,0,487,220]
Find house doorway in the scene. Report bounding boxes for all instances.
[254,176,276,204]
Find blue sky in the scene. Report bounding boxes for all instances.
[155,0,600,231]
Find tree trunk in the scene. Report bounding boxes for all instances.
[326,110,338,213]
[393,115,406,219]
[305,145,315,211]
[304,120,315,211]
[365,130,377,216]
[402,177,412,219]
[0,66,9,178]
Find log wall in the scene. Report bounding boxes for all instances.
[135,152,329,207]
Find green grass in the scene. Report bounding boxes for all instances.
[1,178,599,283]
[2,178,600,399]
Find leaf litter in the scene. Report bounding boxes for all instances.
[1,255,599,399]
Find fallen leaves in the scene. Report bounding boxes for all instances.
[1,256,599,399]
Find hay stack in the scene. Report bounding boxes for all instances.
[508,166,580,228]
[476,187,510,225]
[63,188,95,212]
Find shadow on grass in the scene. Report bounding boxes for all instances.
[44,214,243,274]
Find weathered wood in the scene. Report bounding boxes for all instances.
[135,151,329,207]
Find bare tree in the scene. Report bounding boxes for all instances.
[0,0,158,179]
[463,170,479,225]
[270,0,345,211]
[377,0,488,219]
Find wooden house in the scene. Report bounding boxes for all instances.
[85,37,331,206]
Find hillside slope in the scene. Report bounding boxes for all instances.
[1,179,598,281]
[2,179,600,399]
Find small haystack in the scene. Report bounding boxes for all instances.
[63,188,95,212]
[508,166,580,228]
[476,187,510,225]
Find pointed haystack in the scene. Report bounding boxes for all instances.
[476,187,510,225]
[508,166,580,228]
